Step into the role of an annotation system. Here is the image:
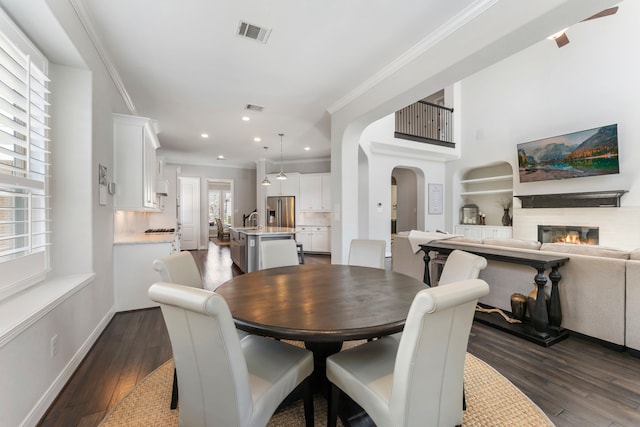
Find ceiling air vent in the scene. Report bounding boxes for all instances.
[246,104,264,112]
[237,21,271,44]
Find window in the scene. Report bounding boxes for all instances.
[207,180,232,226]
[0,11,50,299]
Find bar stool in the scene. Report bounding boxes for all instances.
[296,242,305,264]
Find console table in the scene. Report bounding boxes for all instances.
[419,241,570,346]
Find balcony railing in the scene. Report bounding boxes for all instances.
[394,100,454,147]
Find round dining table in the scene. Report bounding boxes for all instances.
[215,263,427,394]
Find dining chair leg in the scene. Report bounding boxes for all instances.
[327,383,340,427]
[170,368,178,409]
[302,377,314,427]
[462,384,466,410]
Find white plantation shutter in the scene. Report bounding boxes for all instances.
[0,13,51,299]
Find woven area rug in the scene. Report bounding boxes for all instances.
[99,350,553,426]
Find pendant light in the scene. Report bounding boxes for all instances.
[276,133,287,180]
[261,146,271,186]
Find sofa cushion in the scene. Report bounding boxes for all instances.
[483,238,541,250]
[629,248,640,260]
[540,243,630,260]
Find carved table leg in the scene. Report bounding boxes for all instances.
[548,267,562,328]
[532,269,550,337]
[422,250,432,286]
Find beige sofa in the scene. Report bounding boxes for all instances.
[392,231,636,352]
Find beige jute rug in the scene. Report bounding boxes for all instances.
[99,346,553,426]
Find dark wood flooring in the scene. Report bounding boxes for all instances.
[38,242,640,426]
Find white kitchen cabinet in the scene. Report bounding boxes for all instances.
[299,173,331,211]
[113,113,160,211]
[321,174,331,211]
[296,226,330,253]
[113,240,174,311]
[455,225,512,240]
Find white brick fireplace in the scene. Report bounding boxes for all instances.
[512,207,640,251]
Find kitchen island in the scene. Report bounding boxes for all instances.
[229,226,296,273]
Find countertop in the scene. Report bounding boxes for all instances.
[230,226,296,236]
[114,232,176,245]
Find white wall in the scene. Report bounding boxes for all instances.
[358,115,446,256]
[328,2,620,263]
[447,1,640,234]
[0,1,127,425]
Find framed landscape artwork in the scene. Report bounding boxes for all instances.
[517,124,619,183]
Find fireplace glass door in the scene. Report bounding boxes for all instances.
[538,225,599,245]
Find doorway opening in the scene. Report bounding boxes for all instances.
[207,179,233,240]
[391,168,419,243]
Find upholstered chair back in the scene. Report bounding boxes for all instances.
[152,251,203,288]
[260,239,299,269]
[348,239,386,269]
[390,279,489,426]
[149,283,253,426]
[438,249,487,286]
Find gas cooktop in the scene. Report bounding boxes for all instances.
[144,228,175,234]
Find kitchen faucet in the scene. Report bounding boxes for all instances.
[247,211,260,228]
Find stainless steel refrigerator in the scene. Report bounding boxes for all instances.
[266,196,295,228]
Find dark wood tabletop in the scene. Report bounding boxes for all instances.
[215,264,426,343]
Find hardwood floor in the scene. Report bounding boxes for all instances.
[38,242,640,426]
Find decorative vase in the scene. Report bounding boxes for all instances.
[501,208,511,226]
[510,293,527,321]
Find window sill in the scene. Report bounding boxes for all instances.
[0,273,96,348]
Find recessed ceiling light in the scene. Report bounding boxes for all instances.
[217,155,225,160]
[254,137,261,142]
[304,147,311,151]
[241,116,250,121]
[201,133,209,138]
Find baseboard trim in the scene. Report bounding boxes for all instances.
[22,307,116,427]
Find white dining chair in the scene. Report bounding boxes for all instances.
[152,250,248,410]
[326,279,490,427]
[149,282,315,427]
[348,239,386,269]
[152,251,203,288]
[260,239,299,269]
[437,249,488,286]
[389,249,487,343]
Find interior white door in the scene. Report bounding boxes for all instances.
[179,177,200,250]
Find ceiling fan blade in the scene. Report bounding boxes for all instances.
[555,32,570,48]
[582,6,618,22]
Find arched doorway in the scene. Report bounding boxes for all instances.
[391,167,418,235]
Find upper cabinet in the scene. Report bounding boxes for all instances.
[299,173,331,211]
[113,114,160,211]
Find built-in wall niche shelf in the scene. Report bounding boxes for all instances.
[516,190,627,208]
[458,162,514,226]
[459,174,513,185]
[460,174,513,196]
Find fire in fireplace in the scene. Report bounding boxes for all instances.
[537,225,599,245]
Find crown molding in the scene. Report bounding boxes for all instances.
[327,0,498,115]
[70,0,137,114]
